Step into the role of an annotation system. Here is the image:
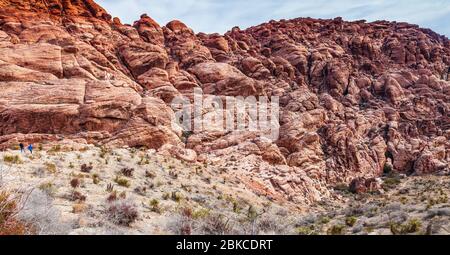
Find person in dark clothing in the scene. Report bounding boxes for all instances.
[28,144,33,154]
[19,143,24,153]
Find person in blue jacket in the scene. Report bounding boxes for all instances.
[28,144,33,154]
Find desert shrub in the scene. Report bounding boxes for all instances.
[390,219,422,235]
[99,147,109,159]
[382,177,401,190]
[92,174,101,185]
[171,191,183,202]
[48,145,61,153]
[44,162,57,174]
[70,178,81,189]
[328,224,346,235]
[106,183,115,192]
[145,171,156,179]
[69,191,86,202]
[17,190,70,235]
[149,199,161,213]
[138,155,150,165]
[169,170,178,179]
[3,155,22,164]
[80,164,93,173]
[107,191,119,203]
[168,207,194,235]
[192,208,210,220]
[0,191,30,235]
[199,214,233,235]
[114,176,130,188]
[162,192,170,200]
[383,163,393,175]
[134,186,147,196]
[333,183,349,193]
[120,168,134,177]
[72,203,87,214]
[38,182,56,197]
[320,216,331,224]
[296,225,316,235]
[345,216,358,227]
[181,131,193,144]
[382,171,402,190]
[247,205,258,221]
[255,215,289,234]
[106,199,139,226]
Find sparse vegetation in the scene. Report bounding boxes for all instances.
[92,174,101,185]
[328,224,345,235]
[106,199,139,226]
[320,216,331,224]
[296,226,316,235]
[390,219,422,235]
[69,191,86,202]
[162,192,170,200]
[121,168,134,177]
[382,176,402,190]
[200,214,233,235]
[70,178,80,189]
[145,171,156,179]
[0,143,448,235]
[48,145,62,154]
[80,164,93,173]
[149,199,161,213]
[44,162,57,174]
[345,216,358,227]
[114,176,130,188]
[72,203,87,214]
[39,182,56,197]
[3,155,22,164]
[0,191,30,235]
[171,191,183,202]
[106,183,114,192]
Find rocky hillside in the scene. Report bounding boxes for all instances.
[0,0,449,204]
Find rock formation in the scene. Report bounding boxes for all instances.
[0,0,448,203]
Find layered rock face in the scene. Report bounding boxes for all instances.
[0,0,449,203]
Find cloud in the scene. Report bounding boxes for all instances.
[96,0,450,37]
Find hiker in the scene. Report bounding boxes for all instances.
[19,143,24,153]
[28,144,33,154]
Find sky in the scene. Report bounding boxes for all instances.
[97,0,450,37]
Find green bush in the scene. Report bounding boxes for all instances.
[171,192,183,202]
[149,199,161,213]
[114,176,130,188]
[38,182,56,196]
